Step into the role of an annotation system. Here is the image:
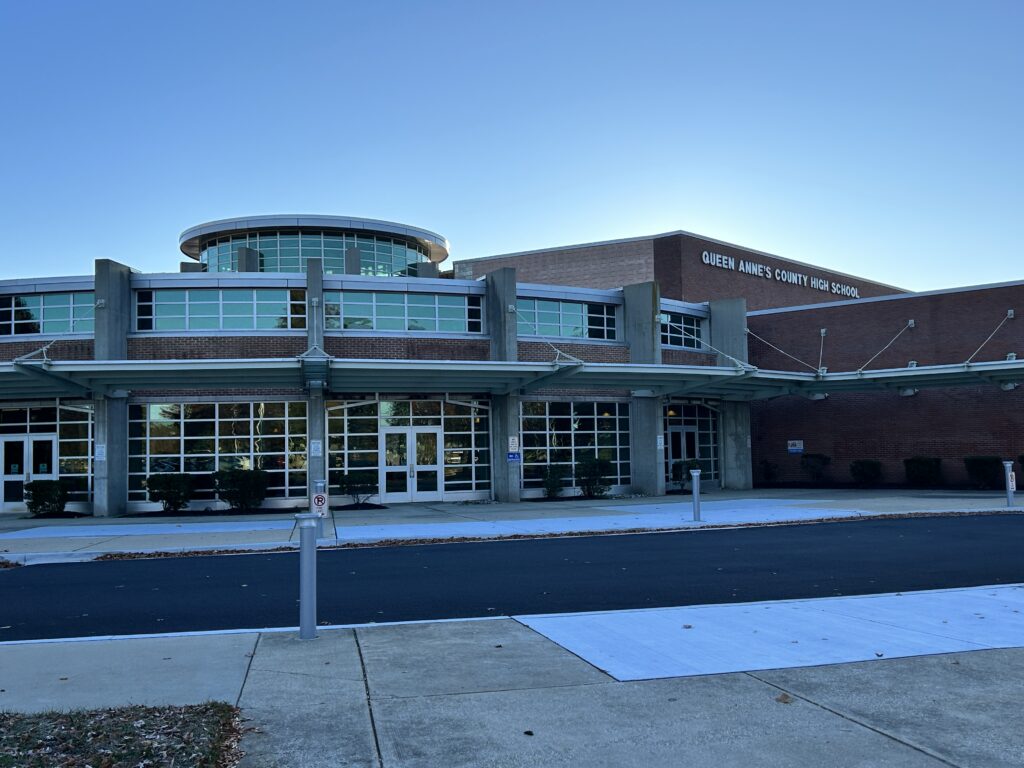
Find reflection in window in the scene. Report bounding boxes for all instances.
[515,299,616,340]
[324,292,483,333]
[0,293,94,335]
[135,288,307,331]
[660,311,703,349]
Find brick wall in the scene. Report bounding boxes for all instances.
[454,239,655,289]
[751,386,1024,486]
[128,336,307,360]
[517,341,630,363]
[324,337,490,360]
[747,284,1023,372]
[662,349,718,367]
[0,339,94,361]
[659,234,902,309]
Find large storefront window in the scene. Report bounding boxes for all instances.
[0,404,93,502]
[0,293,94,335]
[660,311,703,349]
[199,231,429,276]
[327,398,490,501]
[128,401,308,502]
[663,402,719,482]
[516,299,616,340]
[521,400,631,491]
[324,292,483,333]
[135,289,307,331]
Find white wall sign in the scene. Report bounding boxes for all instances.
[787,440,804,454]
[309,439,323,457]
[508,436,520,453]
[701,250,861,298]
[95,444,107,462]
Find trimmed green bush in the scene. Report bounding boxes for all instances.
[904,457,943,488]
[963,456,1005,489]
[145,473,195,513]
[212,469,269,511]
[850,459,883,487]
[800,453,832,483]
[337,472,375,505]
[671,459,701,485]
[541,464,569,499]
[24,479,69,517]
[574,455,613,499]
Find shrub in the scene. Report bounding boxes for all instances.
[145,473,195,513]
[904,457,944,488]
[849,459,883,487]
[337,472,375,505]
[671,459,701,484]
[800,453,832,483]
[24,479,68,517]
[574,455,613,499]
[212,469,269,511]
[963,456,1005,489]
[541,464,569,499]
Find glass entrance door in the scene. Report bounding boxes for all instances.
[667,426,697,486]
[380,427,443,503]
[1,435,58,511]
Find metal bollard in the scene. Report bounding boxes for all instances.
[1004,461,1016,508]
[295,512,319,640]
[690,469,701,522]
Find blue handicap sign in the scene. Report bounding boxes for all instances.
[507,452,522,462]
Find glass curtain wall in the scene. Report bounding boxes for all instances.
[520,400,631,491]
[128,401,308,502]
[135,289,307,331]
[324,292,483,333]
[0,293,95,335]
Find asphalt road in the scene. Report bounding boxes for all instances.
[2,514,1023,642]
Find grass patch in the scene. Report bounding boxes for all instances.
[0,702,241,767]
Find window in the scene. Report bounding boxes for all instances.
[660,311,703,349]
[135,288,307,331]
[0,404,93,500]
[324,292,483,333]
[128,401,308,501]
[663,403,719,481]
[0,293,94,335]
[515,299,616,340]
[520,400,631,490]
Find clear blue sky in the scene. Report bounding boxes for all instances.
[0,0,1020,290]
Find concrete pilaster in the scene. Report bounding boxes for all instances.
[709,298,752,489]
[304,258,327,500]
[486,267,520,501]
[306,258,325,350]
[623,282,665,495]
[92,259,132,516]
[413,262,439,279]
[237,247,260,272]
[180,261,203,273]
[345,247,361,275]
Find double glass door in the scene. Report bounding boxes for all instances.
[380,427,443,503]
[667,426,697,484]
[1,435,58,511]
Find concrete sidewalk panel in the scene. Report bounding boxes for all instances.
[238,631,376,768]
[0,633,256,713]
[358,619,611,699]
[248,628,364,681]
[754,648,1024,768]
[373,673,943,768]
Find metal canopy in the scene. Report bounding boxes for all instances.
[0,356,1021,402]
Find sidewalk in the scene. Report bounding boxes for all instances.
[2,584,1022,767]
[1,488,1020,565]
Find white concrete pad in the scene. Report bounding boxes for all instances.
[518,585,1024,681]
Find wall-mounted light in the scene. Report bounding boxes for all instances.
[1000,382,1019,391]
[899,387,918,397]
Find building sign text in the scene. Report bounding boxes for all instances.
[702,251,861,298]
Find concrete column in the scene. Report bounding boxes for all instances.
[485,268,517,362]
[92,259,133,516]
[486,268,520,501]
[490,393,521,503]
[237,247,260,272]
[345,247,361,275]
[709,298,752,489]
[623,281,665,496]
[413,262,439,279]
[304,258,327,500]
[180,261,203,273]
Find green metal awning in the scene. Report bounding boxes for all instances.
[1,356,1022,402]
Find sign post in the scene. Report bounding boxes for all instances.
[294,512,319,640]
[1004,461,1016,507]
[690,469,701,522]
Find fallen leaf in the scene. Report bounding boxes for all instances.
[775,693,793,704]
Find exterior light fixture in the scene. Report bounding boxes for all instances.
[1000,382,1019,391]
[899,387,918,397]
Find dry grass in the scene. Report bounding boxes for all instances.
[0,702,242,767]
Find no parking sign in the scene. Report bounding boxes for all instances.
[312,493,327,515]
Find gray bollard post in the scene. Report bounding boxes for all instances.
[690,469,701,522]
[1004,461,1016,507]
[295,512,319,640]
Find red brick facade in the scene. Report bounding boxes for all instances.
[128,336,307,360]
[517,341,630,364]
[0,339,94,361]
[324,336,490,361]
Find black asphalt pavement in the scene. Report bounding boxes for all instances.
[2,514,1023,641]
